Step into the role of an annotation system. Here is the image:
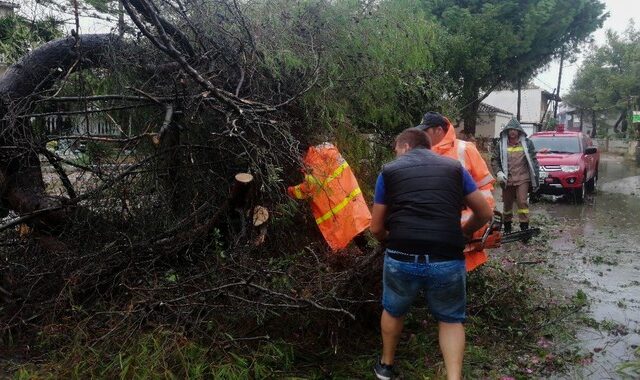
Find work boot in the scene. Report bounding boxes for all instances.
[520,222,530,243]
[504,221,512,234]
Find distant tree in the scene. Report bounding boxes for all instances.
[286,0,459,135]
[423,0,607,135]
[566,22,640,137]
[544,117,558,131]
[0,15,63,64]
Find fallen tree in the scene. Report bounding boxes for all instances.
[0,1,598,377]
[0,0,371,342]
[0,34,124,229]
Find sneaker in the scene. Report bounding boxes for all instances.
[374,359,396,380]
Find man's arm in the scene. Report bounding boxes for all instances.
[465,144,495,188]
[370,203,388,242]
[462,190,493,238]
[490,140,501,175]
[370,173,388,241]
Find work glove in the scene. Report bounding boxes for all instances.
[496,171,507,184]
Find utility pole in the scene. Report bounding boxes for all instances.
[632,96,640,165]
[517,77,522,122]
[631,95,639,139]
[579,109,583,131]
[554,47,565,119]
[118,1,125,37]
[627,96,632,138]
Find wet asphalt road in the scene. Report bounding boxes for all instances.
[509,154,640,379]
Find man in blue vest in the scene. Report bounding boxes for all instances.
[370,128,492,380]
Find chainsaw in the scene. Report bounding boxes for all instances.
[500,228,540,244]
[466,211,541,249]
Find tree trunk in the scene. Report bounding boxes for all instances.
[613,110,626,133]
[462,86,481,136]
[591,109,597,138]
[517,78,522,121]
[0,35,121,102]
[160,120,183,214]
[0,35,122,226]
[462,101,480,136]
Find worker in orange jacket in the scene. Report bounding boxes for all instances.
[287,142,371,251]
[416,112,496,271]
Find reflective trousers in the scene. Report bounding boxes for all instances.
[502,182,530,223]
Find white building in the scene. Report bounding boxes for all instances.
[483,87,558,136]
[0,1,17,18]
[474,103,513,138]
[456,103,514,138]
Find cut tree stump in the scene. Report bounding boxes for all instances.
[230,173,253,209]
[252,205,269,246]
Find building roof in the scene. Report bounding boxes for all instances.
[0,1,19,8]
[478,102,512,115]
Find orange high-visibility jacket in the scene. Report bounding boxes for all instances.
[432,120,496,271]
[287,143,371,251]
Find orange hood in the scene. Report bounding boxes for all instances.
[432,119,457,156]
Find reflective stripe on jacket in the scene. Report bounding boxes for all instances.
[287,143,371,251]
[492,134,540,191]
[432,121,496,272]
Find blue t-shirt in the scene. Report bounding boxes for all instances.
[374,168,477,205]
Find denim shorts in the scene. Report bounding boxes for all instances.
[382,249,466,323]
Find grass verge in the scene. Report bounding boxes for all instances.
[5,259,591,379]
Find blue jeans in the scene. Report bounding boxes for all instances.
[382,249,466,323]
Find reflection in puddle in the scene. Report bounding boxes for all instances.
[534,155,640,378]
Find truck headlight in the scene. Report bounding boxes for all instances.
[560,165,580,173]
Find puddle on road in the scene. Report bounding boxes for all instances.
[492,154,640,378]
[533,155,640,378]
[599,155,640,197]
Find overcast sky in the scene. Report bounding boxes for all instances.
[535,0,640,96]
[16,0,116,34]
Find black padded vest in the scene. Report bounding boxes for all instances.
[382,148,465,255]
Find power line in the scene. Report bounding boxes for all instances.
[533,77,555,92]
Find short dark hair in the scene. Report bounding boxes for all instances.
[416,111,449,132]
[395,127,431,150]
